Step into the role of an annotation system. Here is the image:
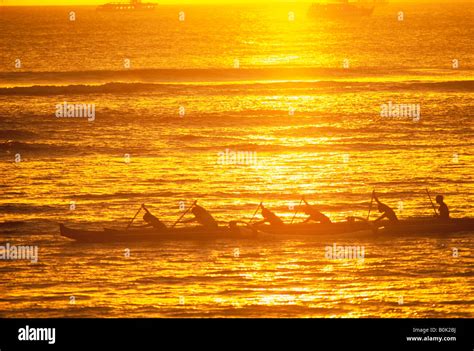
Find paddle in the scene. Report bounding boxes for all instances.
[426,188,438,216]
[171,200,197,228]
[248,202,262,225]
[290,196,304,224]
[126,204,144,230]
[367,190,375,221]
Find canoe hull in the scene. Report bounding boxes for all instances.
[59,218,474,243]
[378,218,474,235]
[60,224,258,243]
[255,221,372,236]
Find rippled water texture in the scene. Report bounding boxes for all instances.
[0,3,473,317]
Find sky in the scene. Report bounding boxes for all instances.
[0,0,462,6]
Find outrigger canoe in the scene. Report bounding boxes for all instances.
[60,218,473,243]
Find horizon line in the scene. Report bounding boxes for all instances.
[1,1,471,7]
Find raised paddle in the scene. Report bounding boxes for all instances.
[248,202,262,225]
[172,200,197,228]
[290,197,305,224]
[367,190,375,221]
[126,204,144,230]
[426,188,438,216]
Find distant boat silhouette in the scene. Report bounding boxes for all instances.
[309,0,375,18]
[97,0,156,11]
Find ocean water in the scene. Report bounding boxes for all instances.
[0,3,473,317]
